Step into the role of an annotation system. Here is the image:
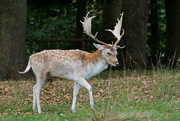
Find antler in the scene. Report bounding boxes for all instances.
[105,12,125,49]
[80,12,108,46]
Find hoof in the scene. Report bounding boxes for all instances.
[70,109,76,113]
[33,108,38,113]
[37,110,42,114]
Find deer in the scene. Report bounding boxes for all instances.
[19,12,125,114]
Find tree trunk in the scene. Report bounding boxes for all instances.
[73,0,86,50]
[122,0,148,68]
[149,0,159,66]
[0,0,26,80]
[164,0,180,67]
[102,0,123,41]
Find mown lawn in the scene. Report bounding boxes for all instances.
[0,69,179,121]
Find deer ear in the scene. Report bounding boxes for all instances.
[93,43,105,50]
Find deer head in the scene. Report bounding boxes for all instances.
[80,12,125,66]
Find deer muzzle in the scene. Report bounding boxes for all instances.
[112,61,119,67]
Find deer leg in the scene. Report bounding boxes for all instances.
[77,78,94,110]
[33,84,37,112]
[34,75,47,114]
[71,81,80,112]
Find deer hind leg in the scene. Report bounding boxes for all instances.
[71,81,80,112]
[77,78,94,110]
[33,73,48,114]
[33,83,37,112]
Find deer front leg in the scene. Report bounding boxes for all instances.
[77,78,94,110]
[71,81,80,113]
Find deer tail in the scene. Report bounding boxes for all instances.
[19,59,31,74]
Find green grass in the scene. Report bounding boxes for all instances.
[92,100,180,121]
[0,69,179,121]
[0,100,179,121]
[0,105,91,121]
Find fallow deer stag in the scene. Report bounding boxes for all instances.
[19,12,125,114]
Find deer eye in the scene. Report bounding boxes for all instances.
[107,52,112,56]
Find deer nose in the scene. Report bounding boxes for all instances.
[113,61,119,66]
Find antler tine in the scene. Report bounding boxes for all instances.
[105,12,125,48]
[81,12,108,46]
[114,28,125,48]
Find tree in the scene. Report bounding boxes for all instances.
[102,0,149,68]
[164,0,180,66]
[122,0,148,68]
[102,0,123,41]
[149,0,159,66]
[74,0,86,49]
[0,0,27,80]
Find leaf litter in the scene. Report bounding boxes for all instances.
[0,70,179,117]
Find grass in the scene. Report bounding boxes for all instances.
[0,69,179,121]
[92,100,180,121]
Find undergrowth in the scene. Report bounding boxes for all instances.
[0,69,179,121]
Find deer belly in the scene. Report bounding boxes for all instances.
[48,61,75,80]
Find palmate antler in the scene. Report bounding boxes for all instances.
[81,12,125,48]
[105,12,125,48]
[80,12,109,46]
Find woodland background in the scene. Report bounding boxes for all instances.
[0,0,180,80]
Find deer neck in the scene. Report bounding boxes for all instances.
[83,50,108,79]
[84,50,104,63]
